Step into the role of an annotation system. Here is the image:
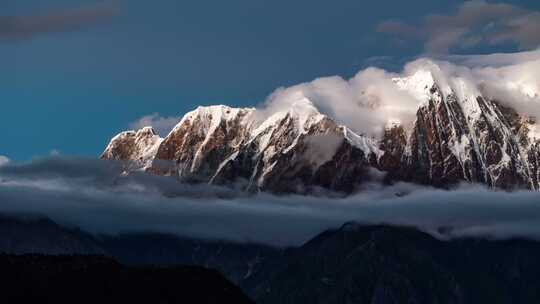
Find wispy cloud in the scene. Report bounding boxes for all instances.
[377,1,540,54]
[0,1,119,42]
[129,113,182,137]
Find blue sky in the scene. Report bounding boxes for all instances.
[2,0,540,160]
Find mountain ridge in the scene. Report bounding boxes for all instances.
[102,65,540,193]
[103,98,381,193]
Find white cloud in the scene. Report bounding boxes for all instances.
[123,51,540,143]
[0,156,9,167]
[259,68,420,138]
[258,50,540,138]
[129,113,181,136]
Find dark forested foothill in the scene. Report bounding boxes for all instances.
[0,254,253,304]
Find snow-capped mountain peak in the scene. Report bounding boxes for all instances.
[102,72,540,193]
[102,100,383,193]
[288,97,326,131]
[393,69,438,104]
[101,126,162,170]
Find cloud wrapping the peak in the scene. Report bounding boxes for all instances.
[260,68,421,137]
[124,51,540,145]
[258,49,540,138]
[377,1,540,54]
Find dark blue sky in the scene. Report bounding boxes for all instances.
[2,0,540,160]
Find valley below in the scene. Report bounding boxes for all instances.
[2,214,540,303]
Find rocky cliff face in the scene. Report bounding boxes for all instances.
[102,99,382,193]
[101,68,540,193]
[383,70,540,190]
[101,126,162,171]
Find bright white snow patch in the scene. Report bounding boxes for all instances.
[449,135,471,160]
[343,127,383,159]
[172,105,255,136]
[393,69,436,104]
[288,96,325,132]
[529,123,540,142]
[135,128,163,169]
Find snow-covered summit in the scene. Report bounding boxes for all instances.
[101,126,163,170]
[251,96,325,137]
[102,69,540,193]
[102,100,383,193]
[170,105,255,135]
[393,69,438,104]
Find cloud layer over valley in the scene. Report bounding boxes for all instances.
[1,157,540,247]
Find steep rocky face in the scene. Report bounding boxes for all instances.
[101,68,540,193]
[149,105,255,182]
[101,127,162,171]
[210,104,380,193]
[102,100,381,193]
[384,70,540,190]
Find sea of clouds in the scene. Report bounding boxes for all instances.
[1,156,540,247]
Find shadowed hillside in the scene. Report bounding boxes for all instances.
[0,254,253,304]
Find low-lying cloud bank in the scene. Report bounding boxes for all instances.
[1,157,540,247]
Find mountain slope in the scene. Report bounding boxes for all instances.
[0,214,105,255]
[0,214,283,292]
[0,254,254,304]
[103,99,381,193]
[100,233,285,290]
[102,127,162,171]
[251,223,540,304]
[383,68,540,189]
